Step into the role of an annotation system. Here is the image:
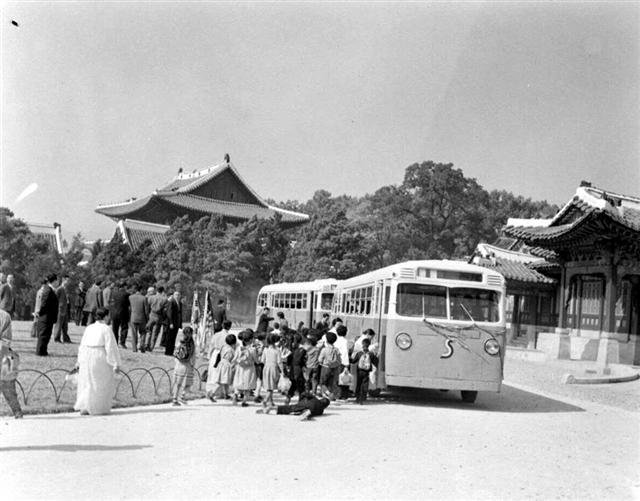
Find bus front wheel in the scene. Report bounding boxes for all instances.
[460,390,478,403]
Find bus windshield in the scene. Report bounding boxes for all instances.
[396,284,447,318]
[449,287,500,323]
[396,283,500,322]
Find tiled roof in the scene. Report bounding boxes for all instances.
[474,257,556,285]
[27,222,63,253]
[118,220,169,250]
[161,193,308,224]
[95,160,308,226]
[475,242,545,264]
[159,162,268,207]
[503,185,640,247]
[95,195,153,217]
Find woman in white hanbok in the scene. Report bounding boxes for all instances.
[74,307,122,415]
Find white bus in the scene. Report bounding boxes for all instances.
[332,260,506,403]
[256,279,338,330]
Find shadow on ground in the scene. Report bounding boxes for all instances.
[367,384,585,413]
[32,405,185,420]
[0,444,152,452]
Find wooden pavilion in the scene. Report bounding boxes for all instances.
[500,182,640,365]
[95,156,309,249]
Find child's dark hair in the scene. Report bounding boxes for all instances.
[225,334,237,346]
[223,320,232,330]
[307,333,318,346]
[242,330,254,344]
[325,331,337,345]
[336,325,347,337]
[183,326,193,337]
[257,332,266,341]
[292,333,302,346]
[267,333,280,346]
[273,322,280,329]
[362,337,371,347]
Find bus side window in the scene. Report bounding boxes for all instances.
[384,286,390,314]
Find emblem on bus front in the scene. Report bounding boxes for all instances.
[440,339,454,359]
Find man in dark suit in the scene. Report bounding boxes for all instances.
[53,275,72,343]
[36,273,59,356]
[213,299,227,333]
[109,281,130,348]
[75,281,86,326]
[129,284,149,352]
[164,290,182,356]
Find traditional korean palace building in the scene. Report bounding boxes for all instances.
[473,182,640,365]
[95,156,309,249]
[27,222,64,254]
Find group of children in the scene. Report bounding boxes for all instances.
[171,317,380,414]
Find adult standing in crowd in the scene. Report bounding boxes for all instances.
[31,279,47,338]
[53,275,72,343]
[109,281,130,348]
[148,286,167,350]
[314,312,330,333]
[276,311,289,331]
[0,273,16,318]
[353,328,376,354]
[0,308,22,418]
[83,280,103,325]
[129,284,149,352]
[164,290,182,356]
[213,299,227,333]
[74,307,122,415]
[75,281,87,326]
[102,282,113,316]
[35,273,59,356]
[256,306,273,333]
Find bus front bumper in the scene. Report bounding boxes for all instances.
[385,375,501,392]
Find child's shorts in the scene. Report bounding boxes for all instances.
[255,363,264,380]
[305,366,320,384]
[320,366,336,386]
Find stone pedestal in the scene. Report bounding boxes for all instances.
[537,331,571,360]
[596,333,620,366]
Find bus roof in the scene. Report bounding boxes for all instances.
[258,278,339,294]
[336,260,504,288]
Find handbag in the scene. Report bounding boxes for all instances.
[277,374,291,393]
[338,367,353,386]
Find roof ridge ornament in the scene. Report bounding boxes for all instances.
[224,153,230,164]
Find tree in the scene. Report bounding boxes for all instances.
[0,207,62,317]
[278,206,374,281]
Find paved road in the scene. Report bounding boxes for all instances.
[1,377,638,500]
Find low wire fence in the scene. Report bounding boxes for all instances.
[7,363,210,410]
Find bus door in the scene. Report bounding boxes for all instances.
[374,280,388,391]
[309,291,315,329]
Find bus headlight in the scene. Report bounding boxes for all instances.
[484,338,500,356]
[395,332,412,350]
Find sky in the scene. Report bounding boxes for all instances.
[1,1,638,241]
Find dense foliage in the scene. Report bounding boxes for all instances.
[0,161,558,319]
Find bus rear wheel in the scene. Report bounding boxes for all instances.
[460,390,478,403]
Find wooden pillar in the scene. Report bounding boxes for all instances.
[558,265,567,329]
[510,294,520,340]
[605,257,617,334]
